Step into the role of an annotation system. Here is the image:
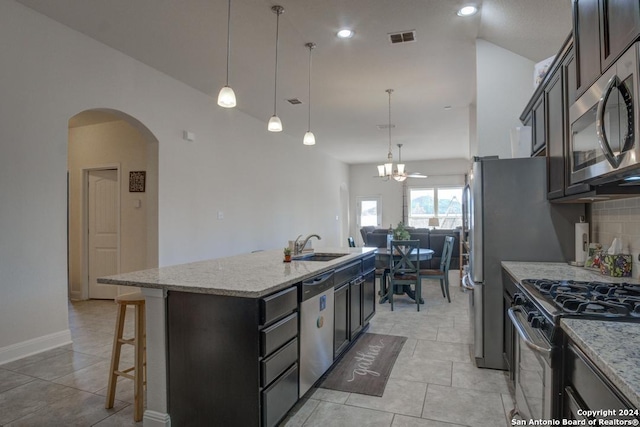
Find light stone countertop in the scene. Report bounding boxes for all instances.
[561,319,640,409]
[98,247,376,298]
[501,261,640,285]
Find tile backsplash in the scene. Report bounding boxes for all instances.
[591,197,640,278]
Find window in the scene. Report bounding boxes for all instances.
[357,197,381,227]
[408,187,463,229]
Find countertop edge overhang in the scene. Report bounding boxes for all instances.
[501,261,640,285]
[97,247,377,298]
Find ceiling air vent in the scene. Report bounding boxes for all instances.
[377,124,395,130]
[388,30,416,44]
[287,98,302,105]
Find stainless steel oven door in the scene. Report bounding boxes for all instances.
[508,307,553,420]
[569,42,640,185]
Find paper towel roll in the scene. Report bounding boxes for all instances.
[575,222,589,264]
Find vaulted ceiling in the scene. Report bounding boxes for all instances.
[18,0,572,164]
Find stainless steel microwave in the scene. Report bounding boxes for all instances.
[569,42,640,185]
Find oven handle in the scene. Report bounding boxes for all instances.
[508,307,552,356]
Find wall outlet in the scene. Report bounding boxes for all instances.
[217,211,224,220]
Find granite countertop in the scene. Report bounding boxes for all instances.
[561,318,640,409]
[501,261,640,285]
[97,247,376,298]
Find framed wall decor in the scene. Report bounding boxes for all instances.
[129,171,146,192]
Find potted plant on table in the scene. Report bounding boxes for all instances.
[283,247,292,262]
[393,222,411,241]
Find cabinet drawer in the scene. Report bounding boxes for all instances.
[261,286,297,326]
[362,254,376,272]
[261,312,298,357]
[262,363,299,427]
[261,337,298,387]
[334,261,361,286]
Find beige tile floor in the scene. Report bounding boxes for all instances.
[0,272,514,426]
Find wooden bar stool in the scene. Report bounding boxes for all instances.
[105,292,146,422]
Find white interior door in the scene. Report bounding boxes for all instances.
[88,169,119,299]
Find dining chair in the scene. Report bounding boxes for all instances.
[420,235,455,303]
[347,236,356,247]
[388,240,421,311]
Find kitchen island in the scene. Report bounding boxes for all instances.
[98,247,376,427]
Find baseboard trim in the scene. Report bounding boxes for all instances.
[143,410,171,427]
[0,330,72,365]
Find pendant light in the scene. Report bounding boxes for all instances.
[377,89,403,179]
[303,42,316,145]
[268,5,284,132]
[217,0,236,108]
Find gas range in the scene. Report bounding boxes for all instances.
[516,279,640,342]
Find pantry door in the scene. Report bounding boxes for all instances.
[88,169,119,299]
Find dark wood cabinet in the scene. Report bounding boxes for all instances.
[562,340,636,420]
[600,0,640,71]
[362,269,375,323]
[350,278,363,339]
[547,70,565,199]
[574,0,640,97]
[167,287,299,427]
[532,97,546,155]
[334,282,349,357]
[574,0,601,97]
[502,269,517,389]
[333,254,376,359]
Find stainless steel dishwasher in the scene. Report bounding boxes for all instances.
[299,270,334,397]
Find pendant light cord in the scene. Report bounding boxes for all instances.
[307,44,314,132]
[273,9,281,115]
[225,0,231,86]
[387,89,393,160]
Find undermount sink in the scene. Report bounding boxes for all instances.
[292,253,347,262]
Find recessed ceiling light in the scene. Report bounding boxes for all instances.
[337,29,355,39]
[457,5,478,16]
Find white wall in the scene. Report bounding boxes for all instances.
[0,1,348,362]
[476,39,536,158]
[349,159,470,243]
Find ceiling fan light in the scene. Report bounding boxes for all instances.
[377,165,385,177]
[457,5,478,16]
[217,86,236,108]
[336,29,354,39]
[394,175,407,182]
[303,131,316,145]
[268,115,282,132]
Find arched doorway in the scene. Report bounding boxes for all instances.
[67,109,158,300]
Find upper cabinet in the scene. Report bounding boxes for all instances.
[574,0,640,98]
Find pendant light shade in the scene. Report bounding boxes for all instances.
[303,42,316,145]
[268,115,283,132]
[218,86,236,108]
[303,131,316,145]
[268,5,284,132]
[217,0,236,108]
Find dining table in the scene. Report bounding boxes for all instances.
[374,247,434,304]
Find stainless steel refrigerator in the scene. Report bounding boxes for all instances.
[463,156,584,370]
